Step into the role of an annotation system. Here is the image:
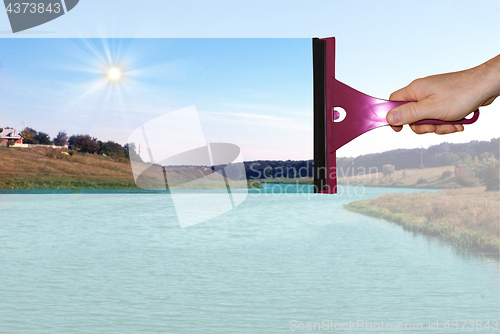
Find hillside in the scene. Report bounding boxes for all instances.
[1,137,499,190]
[0,147,137,189]
[244,138,500,180]
[0,147,253,190]
[337,138,500,172]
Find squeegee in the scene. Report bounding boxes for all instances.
[313,37,480,194]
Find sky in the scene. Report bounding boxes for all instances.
[0,0,499,160]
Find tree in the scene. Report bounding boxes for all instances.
[99,141,126,158]
[124,143,139,161]
[475,158,500,191]
[20,127,38,144]
[53,131,68,146]
[68,134,99,153]
[483,160,500,191]
[34,131,52,145]
[382,164,395,176]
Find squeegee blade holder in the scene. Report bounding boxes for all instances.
[313,38,328,193]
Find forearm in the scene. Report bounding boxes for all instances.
[475,54,500,105]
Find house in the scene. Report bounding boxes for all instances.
[0,128,23,144]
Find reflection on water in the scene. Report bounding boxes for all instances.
[0,185,498,333]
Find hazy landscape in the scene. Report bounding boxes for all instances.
[2,138,498,190]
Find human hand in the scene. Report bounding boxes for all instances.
[387,55,500,135]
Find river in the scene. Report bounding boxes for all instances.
[0,185,498,333]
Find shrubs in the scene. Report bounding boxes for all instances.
[475,158,500,191]
[382,164,395,176]
[45,150,57,158]
[68,134,129,159]
[416,177,428,185]
[68,134,99,153]
[454,157,500,189]
[379,175,394,186]
[455,175,481,187]
[45,149,72,161]
[483,160,500,191]
[440,170,453,180]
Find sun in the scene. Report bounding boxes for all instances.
[107,66,123,82]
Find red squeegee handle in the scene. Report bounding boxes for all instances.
[412,110,480,125]
[386,100,480,125]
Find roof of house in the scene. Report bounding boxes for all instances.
[0,128,22,140]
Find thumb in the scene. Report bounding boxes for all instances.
[387,100,434,126]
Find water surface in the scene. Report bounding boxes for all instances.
[1,185,498,333]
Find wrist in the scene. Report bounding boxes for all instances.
[477,54,500,99]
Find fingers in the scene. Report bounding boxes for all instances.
[409,124,464,135]
[388,81,436,126]
[390,125,403,132]
[482,95,499,106]
[434,124,459,135]
[387,100,436,127]
[410,124,436,134]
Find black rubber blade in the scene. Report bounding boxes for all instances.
[313,38,327,193]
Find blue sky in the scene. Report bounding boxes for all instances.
[0,38,315,159]
[0,1,499,160]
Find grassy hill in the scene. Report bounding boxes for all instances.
[0,147,137,189]
[0,147,254,190]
